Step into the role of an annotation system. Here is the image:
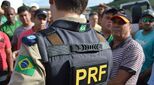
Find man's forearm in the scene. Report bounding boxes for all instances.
[108,78,126,85]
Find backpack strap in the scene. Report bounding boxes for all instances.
[36,28,60,62]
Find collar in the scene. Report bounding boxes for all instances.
[51,18,90,32]
[56,17,87,23]
[110,36,132,49]
[107,34,113,43]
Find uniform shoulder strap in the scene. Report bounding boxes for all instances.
[36,28,62,62]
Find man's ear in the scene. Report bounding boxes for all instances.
[49,0,55,5]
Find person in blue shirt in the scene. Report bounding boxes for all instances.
[134,9,154,85]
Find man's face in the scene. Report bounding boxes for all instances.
[19,11,31,25]
[30,7,37,18]
[111,18,130,39]
[47,10,52,22]
[1,5,9,11]
[5,9,16,23]
[89,15,98,25]
[141,16,154,31]
[49,0,56,21]
[34,15,47,30]
[101,13,113,31]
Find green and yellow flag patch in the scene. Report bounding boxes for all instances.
[15,55,36,76]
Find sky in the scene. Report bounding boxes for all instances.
[23,0,114,7]
[0,0,113,12]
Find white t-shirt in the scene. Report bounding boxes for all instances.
[148,63,154,85]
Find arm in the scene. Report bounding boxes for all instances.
[138,67,152,80]
[9,44,46,85]
[4,32,14,72]
[108,44,144,85]
[5,48,14,73]
[11,30,18,51]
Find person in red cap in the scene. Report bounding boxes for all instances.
[108,15,144,85]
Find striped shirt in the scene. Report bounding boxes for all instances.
[110,37,144,85]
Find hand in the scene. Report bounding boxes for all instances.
[4,71,12,84]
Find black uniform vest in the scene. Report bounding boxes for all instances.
[35,20,112,85]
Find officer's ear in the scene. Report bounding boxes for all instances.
[49,0,55,5]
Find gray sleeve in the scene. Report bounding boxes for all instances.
[120,46,144,74]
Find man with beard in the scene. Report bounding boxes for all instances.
[134,9,154,85]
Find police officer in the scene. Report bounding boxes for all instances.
[9,0,112,85]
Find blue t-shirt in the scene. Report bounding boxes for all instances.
[134,29,154,72]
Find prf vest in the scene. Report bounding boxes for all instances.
[35,20,112,85]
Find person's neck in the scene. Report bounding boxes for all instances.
[32,26,39,32]
[101,28,112,39]
[7,21,15,25]
[33,25,46,32]
[112,34,130,48]
[91,23,97,28]
[143,29,152,35]
[23,22,33,27]
[112,40,122,48]
[53,11,80,21]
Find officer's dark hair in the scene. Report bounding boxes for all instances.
[89,12,98,17]
[18,6,30,14]
[1,0,10,7]
[54,0,88,14]
[101,8,118,17]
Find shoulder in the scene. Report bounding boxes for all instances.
[0,31,4,35]
[22,34,37,46]
[0,22,7,28]
[20,29,33,38]
[151,29,154,34]
[14,26,23,33]
[96,24,102,29]
[125,39,144,56]
[16,20,22,26]
[0,31,7,37]
[135,30,143,35]
[134,30,142,39]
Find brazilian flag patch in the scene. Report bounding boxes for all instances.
[15,55,36,76]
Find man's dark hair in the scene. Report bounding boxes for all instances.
[1,0,10,7]
[18,6,30,14]
[5,7,15,13]
[102,8,118,16]
[98,4,107,8]
[89,12,98,17]
[55,0,88,14]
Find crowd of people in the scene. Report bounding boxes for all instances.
[0,0,154,85]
